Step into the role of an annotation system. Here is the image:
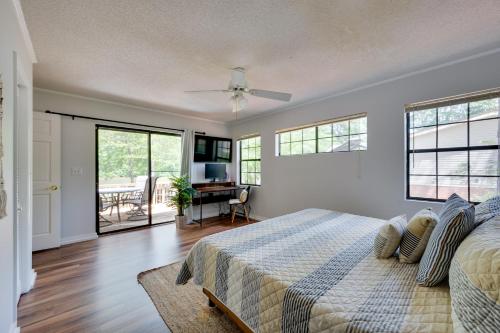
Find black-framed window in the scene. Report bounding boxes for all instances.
[406,96,500,203]
[239,136,261,186]
[277,114,367,156]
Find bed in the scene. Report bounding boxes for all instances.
[176,209,453,332]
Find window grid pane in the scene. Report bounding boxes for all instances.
[407,97,500,203]
[277,116,367,156]
[239,136,261,186]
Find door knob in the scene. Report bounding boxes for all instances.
[49,185,59,191]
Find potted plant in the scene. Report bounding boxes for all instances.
[169,175,195,229]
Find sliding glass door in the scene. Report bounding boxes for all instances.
[96,126,182,234]
[151,133,182,225]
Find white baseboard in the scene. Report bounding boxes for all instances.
[19,269,36,297]
[9,322,20,333]
[251,215,268,221]
[26,269,36,292]
[16,277,21,303]
[61,233,98,246]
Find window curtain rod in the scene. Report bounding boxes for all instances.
[44,110,206,135]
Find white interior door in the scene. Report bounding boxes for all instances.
[33,112,61,251]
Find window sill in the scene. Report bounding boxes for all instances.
[406,197,445,204]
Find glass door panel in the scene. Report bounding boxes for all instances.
[151,133,182,224]
[97,128,150,233]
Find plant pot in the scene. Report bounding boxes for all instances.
[175,215,187,229]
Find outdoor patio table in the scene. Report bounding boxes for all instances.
[98,187,141,222]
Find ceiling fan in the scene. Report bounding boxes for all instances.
[185,67,292,113]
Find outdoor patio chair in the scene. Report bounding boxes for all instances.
[98,194,114,223]
[124,175,148,209]
[124,176,158,220]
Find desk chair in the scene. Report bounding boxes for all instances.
[229,186,251,223]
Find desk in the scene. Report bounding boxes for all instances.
[193,185,240,227]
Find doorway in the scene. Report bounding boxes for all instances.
[96,125,182,234]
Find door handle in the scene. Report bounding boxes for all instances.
[48,185,59,191]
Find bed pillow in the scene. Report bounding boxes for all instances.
[440,193,469,215]
[417,194,475,286]
[374,215,406,259]
[449,217,500,332]
[399,208,439,263]
[475,195,500,226]
[239,189,248,203]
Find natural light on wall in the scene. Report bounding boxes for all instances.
[405,88,500,203]
[275,113,367,156]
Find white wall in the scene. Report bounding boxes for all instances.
[0,0,34,331]
[192,162,233,183]
[229,51,500,221]
[33,89,231,242]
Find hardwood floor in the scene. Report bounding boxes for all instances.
[18,216,255,333]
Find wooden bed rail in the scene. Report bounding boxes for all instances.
[202,288,254,333]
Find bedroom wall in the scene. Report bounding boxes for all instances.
[33,89,231,243]
[0,0,34,332]
[229,50,500,221]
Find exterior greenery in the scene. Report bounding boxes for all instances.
[278,115,367,156]
[98,128,182,184]
[409,98,499,128]
[239,136,261,186]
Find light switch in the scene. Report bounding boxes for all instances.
[71,167,83,176]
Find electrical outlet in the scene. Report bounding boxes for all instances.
[71,167,83,176]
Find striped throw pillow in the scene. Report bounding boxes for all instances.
[399,208,438,263]
[417,194,476,287]
[374,215,406,259]
[440,193,469,215]
[475,195,500,226]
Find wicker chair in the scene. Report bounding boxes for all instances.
[229,186,251,223]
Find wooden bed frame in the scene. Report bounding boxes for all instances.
[203,288,254,333]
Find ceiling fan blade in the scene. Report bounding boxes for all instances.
[248,89,292,102]
[184,89,230,93]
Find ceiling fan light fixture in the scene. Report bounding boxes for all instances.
[238,94,248,109]
[230,95,239,113]
[230,94,247,113]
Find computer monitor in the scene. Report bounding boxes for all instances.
[205,163,226,181]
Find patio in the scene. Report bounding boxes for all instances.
[99,181,177,233]
[99,203,177,232]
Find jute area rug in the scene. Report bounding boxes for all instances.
[138,262,241,333]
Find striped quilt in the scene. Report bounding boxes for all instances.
[177,209,452,332]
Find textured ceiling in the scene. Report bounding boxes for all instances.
[21,0,500,122]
